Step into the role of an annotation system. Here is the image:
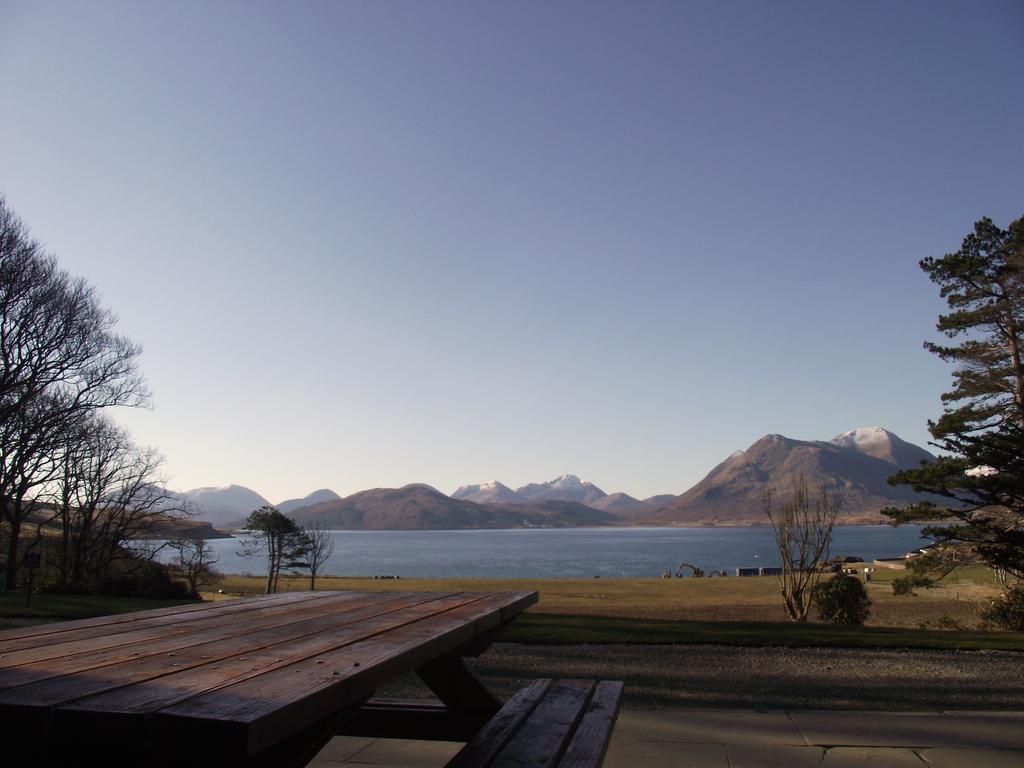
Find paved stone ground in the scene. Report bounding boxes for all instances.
[310,709,1024,767]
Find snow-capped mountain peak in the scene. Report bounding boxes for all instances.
[450,480,521,504]
[515,474,607,505]
[831,426,935,468]
[832,426,894,448]
[453,480,504,494]
[551,473,584,488]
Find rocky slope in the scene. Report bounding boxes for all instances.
[644,427,937,524]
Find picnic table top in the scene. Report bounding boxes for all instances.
[0,589,537,763]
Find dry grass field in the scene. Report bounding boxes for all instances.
[211,566,1004,631]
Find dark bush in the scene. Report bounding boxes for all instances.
[892,573,935,595]
[812,574,871,625]
[39,580,93,595]
[983,583,1024,631]
[97,560,191,600]
[38,558,190,599]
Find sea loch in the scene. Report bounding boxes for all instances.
[189,525,931,579]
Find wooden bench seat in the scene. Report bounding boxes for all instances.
[445,679,624,768]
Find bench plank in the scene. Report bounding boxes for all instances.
[559,682,624,768]
[446,680,553,768]
[445,679,622,768]
[491,679,593,768]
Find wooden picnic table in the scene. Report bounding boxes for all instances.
[0,589,538,768]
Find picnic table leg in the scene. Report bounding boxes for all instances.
[338,654,503,741]
[417,654,502,727]
[243,701,365,768]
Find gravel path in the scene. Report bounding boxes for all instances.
[446,643,1024,711]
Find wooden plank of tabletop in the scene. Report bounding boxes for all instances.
[0,590,317,643]
[0,590,353,663]
[0,592,425,693]
[0,591,350,668]
[155,590,538,756]
[51,593,490,731]
[0,591,341,656]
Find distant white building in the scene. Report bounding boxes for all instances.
[965,465,998,477]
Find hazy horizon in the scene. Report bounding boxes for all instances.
[168,422,925,503]
[2,2,1021,501]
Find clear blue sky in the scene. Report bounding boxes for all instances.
[1,1,1021,502]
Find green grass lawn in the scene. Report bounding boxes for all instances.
[499,612,1024,651]
[3,570,1017,653]
[0,590,198,625]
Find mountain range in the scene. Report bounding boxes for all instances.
[285,485,617,530]
[451,474,672,513]
[176,486,341,528]
[173,426,939,530]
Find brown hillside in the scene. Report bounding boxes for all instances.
[644,432,938,525]
[287,485,615,530]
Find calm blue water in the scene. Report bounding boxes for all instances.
[171,526,929,579]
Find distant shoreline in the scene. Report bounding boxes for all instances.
[200,519,896,538]
[185,525,928,580]
[144,518,906,541]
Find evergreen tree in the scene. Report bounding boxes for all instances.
[812,573,871,626]
[885,215,1024,579]
[238,507,308,594]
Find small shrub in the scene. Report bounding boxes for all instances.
[812,574,871,625]
[892,573,935,595]
[983,583,1024,631]
[935,616,965,631]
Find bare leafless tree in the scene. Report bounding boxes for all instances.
[167,538,221,597]
[48,415,180,589]
[303,523,335,590]
[765,475,840,622]
[0,197,148,589]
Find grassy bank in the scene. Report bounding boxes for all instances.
[214,568,1003,631]
[3,568,1013,651]
[499,613,1024,651]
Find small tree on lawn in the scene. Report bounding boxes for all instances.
[238,506,307,594]
[813,573,871,625]
[765,475,840,622]
[168,538,221,598]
